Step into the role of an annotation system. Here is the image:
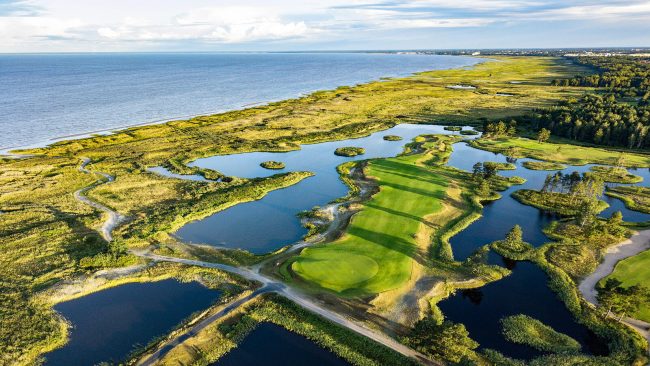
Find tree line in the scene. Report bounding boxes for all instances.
[527,94,650,149]
[551,56,650,99]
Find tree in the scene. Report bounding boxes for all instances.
[598,278,650,320]
[477,179,491,197]
[537,128,551,143]
[505,225,523,245]
[407,318,478,363]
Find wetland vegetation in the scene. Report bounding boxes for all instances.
[4,54,650,366]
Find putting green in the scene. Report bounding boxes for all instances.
[292,251,379,290]
[292,155,448,296]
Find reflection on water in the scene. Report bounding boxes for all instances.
[44,279,221,366]
[176,124,473,253]
[214,322,350,366]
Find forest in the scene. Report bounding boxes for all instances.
[525,57,650,149]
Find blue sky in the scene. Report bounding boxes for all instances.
[1,0,649,52]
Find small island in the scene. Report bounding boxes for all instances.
[334,147,365,157]
[589,166,643,184]
[443,126,462,132]
[260,161,286,170]
[522,161,566,171]
[383,135,403,141]
[483,161,516,171]
[460,129,479,136]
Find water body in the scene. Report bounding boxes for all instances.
[176,124,470,253]
[446,142,650,261]
[44,279,221,366]
[214,322,350,366]
[0,53,479,151]
[438,141,650,359]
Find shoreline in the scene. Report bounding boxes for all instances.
[1,55,483,155]
[579,229,650,304]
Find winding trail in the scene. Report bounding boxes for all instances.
[75,158,126,241]
[74,158,439,366]
[578,229,650,344]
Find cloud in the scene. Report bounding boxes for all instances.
[0,0,40,16]
[1,0,650,52]
[94,6,310,43]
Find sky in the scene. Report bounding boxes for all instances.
[1,0,650,52]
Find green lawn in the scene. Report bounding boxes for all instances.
[292,156,447,296]
[605,249,650,322]
[472,137,650,167]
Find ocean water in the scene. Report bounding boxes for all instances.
[0,52,479,150]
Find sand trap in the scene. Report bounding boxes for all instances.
[509,81,523,84]
[579,229,650,304]
[496,93,514,97]
[446,84,476,90]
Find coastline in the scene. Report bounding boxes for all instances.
[579,229,650,304]
[1,54,483,155]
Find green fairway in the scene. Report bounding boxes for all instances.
[606,249,650,322]
[472,137,650,167]
[292,156,448,296]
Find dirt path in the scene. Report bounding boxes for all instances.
[75,158,126,241]
[579,229,650,304]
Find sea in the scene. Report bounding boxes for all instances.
[0,52,479,151]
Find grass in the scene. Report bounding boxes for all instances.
[522,161,566,170]
[292,156,448,296]
[471,137,650,167]
[605,249,650,322]
[0,56,590,363]
[501,314,581,354]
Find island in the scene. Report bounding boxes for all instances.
[334,146,365,157]
[260,161,286,170]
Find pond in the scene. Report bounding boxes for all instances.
[44,279,222,366]
[175,124,473,254]
[214,322,350,366]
